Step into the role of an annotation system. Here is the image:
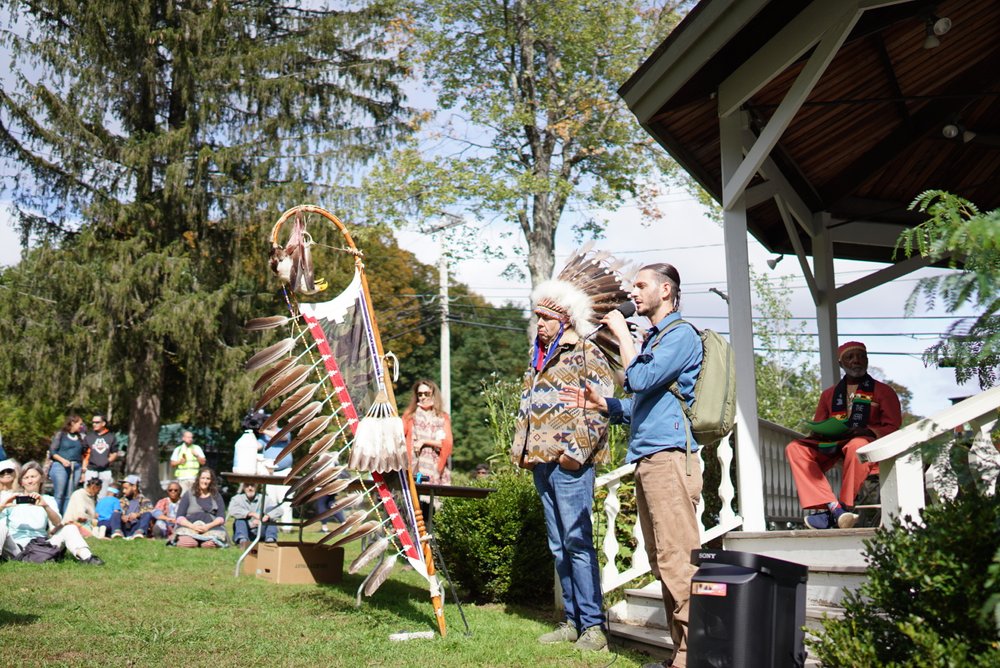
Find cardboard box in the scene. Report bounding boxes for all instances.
[255,542,344,585]
[240,547,258,577]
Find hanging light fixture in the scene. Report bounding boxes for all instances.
[922,15,952,49]
[766,254,784,270]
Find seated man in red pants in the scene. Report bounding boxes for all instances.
[786,341,902,530]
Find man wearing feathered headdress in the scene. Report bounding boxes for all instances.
[510,273,616,653]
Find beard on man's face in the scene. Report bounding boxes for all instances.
[843,364,867,378]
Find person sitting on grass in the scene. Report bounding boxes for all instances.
[117,474,154,539]
[151,482,183,539]
[0,461,103,564]
[170,467,229,548]
[63,472,103,537]
[0,458,21,504]
[227,483,279,549]
[95,486,121,538]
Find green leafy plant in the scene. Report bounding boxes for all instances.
[898,191,1000,389]
[809,484,1000,666]
[434,469,552,605]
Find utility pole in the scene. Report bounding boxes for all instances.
[438,252,451,414]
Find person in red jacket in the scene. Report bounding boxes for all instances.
[786,341,902,529]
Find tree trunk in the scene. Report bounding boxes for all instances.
[126,349,164,501]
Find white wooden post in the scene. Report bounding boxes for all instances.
[719,110,766,531]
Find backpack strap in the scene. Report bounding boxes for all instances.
[647,318,698,475]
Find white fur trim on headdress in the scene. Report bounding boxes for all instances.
[532,279,594,334]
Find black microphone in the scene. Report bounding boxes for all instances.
[586,301,636,338]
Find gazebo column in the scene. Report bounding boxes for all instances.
[720,111,766,531]
[813,215,840,386]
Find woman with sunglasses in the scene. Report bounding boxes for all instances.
[402,380,453,504]
[0,461,103,564]
[0,458,21,504]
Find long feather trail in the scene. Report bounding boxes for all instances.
[303,492,366,528]
[243,314,298,332]
[266,400,324,445]
[272,413,335,464]
[283,428,350,483]
[244,337,297,371]
[252,358,295,393]
[349,535,392,575]
[253,364,312,410]
[330,519,381,548]
[294,476,353,507]
[316,510,367,545]
[260,383,321,432]
[363,555,397,597]
[287,464,346,499]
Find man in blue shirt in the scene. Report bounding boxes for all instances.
[564,262,702,668]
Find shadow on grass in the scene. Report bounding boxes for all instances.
[299,571,441,630]
[0,610,40,627]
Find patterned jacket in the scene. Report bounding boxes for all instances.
[510,334,614,466]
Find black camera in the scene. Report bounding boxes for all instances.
[14,495,35,505]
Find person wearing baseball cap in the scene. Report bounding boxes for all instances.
[116,474,154,539]
[785,341,903,530]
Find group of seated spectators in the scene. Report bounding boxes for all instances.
[1,456,287,563]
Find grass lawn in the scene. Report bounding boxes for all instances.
[0,527,654,667]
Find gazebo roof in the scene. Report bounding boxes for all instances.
[620,0,999,264]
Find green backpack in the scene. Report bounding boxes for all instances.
[653,319,737,470]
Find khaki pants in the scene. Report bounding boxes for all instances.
[635,449,702,668]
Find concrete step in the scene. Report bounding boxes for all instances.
[608,620,824,667]
[607,621,673,662]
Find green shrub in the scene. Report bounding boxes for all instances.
[434,469,552,605]
[810,490,1000,667]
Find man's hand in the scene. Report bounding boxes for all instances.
[601,309,631,341]
[557,453,581,471]
[559,383,608,413]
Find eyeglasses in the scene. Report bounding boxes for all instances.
[167,488,181,493]
[417,391,432,397]
[91,420,103,424]
[0,470,14,476]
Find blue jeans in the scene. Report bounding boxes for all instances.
[123,511,153,537]
[49,460,81,516]
[233,518,278,543]
[99,510,122,536]
[533,462,604,632]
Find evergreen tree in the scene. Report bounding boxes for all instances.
[0,0,410,492]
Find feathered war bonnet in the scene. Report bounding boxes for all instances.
[531,242,636,368]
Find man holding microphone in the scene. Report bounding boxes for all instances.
[563,262,703,668]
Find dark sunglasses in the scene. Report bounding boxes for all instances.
[417,390,432,397]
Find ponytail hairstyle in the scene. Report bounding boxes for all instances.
[641,263,682,312]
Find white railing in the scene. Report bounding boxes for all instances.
[859,386,1000,528]
[595,432,742,593]
[758,418,843,527]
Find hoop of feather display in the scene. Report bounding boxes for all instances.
[268,205,446,636]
